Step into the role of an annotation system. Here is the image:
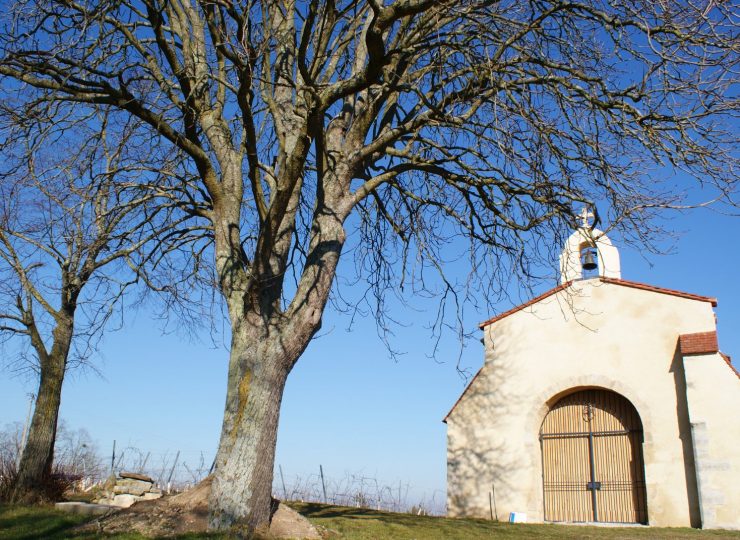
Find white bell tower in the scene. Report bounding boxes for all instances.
[559,208,621,283]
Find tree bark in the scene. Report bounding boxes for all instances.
[11,351,66,502]
[208,205,347,531]
[208,320,294,531]
[11,312,73,503]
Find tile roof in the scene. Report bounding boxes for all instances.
[600,277,718,307]
[677,333,739,378]
[679,331,719,355]
[719,352,740,380]
[479,277,717,329]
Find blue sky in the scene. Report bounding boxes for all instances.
[1,205,738,510]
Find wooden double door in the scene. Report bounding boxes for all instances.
[540,389,648,524]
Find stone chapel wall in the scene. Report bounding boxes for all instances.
[682,352,740,529]
[446,280,720,527]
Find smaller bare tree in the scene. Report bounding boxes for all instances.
[53,421,103,487]
[0,111,193,502]
[0,422,22,499]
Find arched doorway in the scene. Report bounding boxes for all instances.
[540,389,648,523]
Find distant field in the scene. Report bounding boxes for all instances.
[1,502,739,539]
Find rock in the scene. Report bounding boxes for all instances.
[80,478,214,537]
[82,478,321,539]
[102,473,117,492]
[55,502,119,516]
[100,491,163,506]
[111,494,139,508]
[114,478,153,496]
[269,503,322,539]
[119,471,154,483]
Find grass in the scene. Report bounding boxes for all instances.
[290,503,740,540]
[0,504,97,540]
[0,504,146,540]
[1,502,739,539]
[0,505,227,540]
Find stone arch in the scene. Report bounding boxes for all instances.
[537,387,649,523]
[513,376,653,522]
[524,375,653,445]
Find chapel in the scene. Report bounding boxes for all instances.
[444,218,740,529]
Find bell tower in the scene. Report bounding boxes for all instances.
[559,208,621,283]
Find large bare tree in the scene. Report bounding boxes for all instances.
[0,0,736,530]
[0,113,190,501]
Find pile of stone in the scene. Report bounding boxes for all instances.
[94,471,163,508]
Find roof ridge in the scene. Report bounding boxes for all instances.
[601,277,717,307]
[479,277,717,329]
[719,352,740,380]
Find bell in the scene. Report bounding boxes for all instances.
[582,250,598,271]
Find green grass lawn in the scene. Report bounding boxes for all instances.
[1,502,739,539]
[0,504,89,540]
[0,505,225,540]
[291,503,740,540]
[0,505,147,540]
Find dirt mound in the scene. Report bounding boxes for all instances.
[78,476,321,538]
[77,478,210,537]
[167,476,212,512]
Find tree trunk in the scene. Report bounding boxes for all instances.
[208,321,295,532]
[11,352,66,503]
[207,185,346,531]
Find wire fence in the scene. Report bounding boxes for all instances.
[107,449,446,515]
[2,423,446,515]
[275,465,446,516]
[101,443,210,493]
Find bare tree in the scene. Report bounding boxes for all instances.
[0,112,190,502]
[0,0,736,530]
[49,421,104,485]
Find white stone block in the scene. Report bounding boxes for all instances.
[111,494,138,508]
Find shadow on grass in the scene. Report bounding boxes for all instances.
[0,504,248,540]
[289,502,740,540]
[0,505,91,540]
[5,502,740,540]
[295,502,393,519]
[290,501,494,528]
